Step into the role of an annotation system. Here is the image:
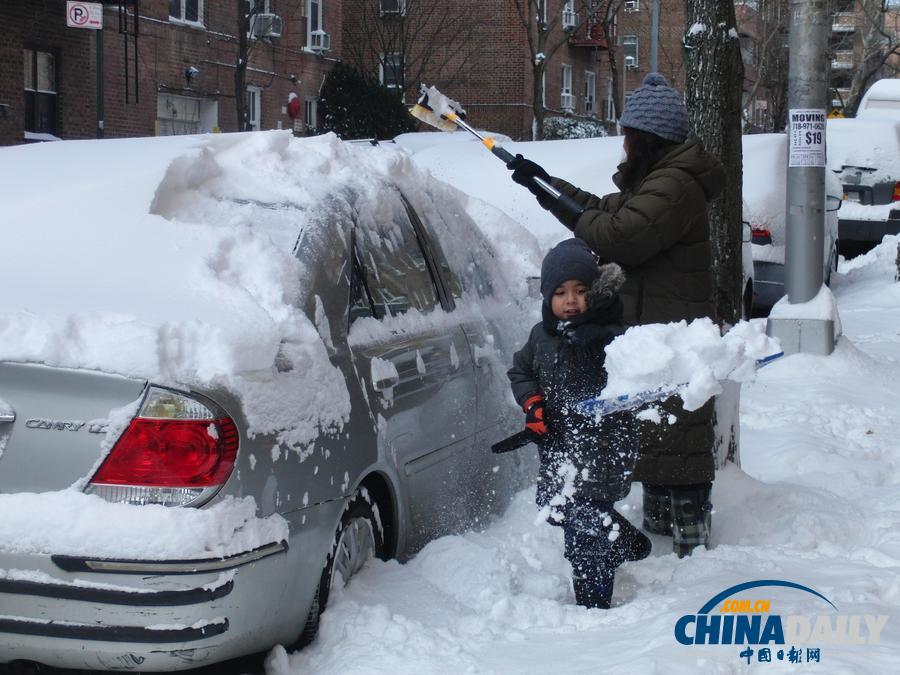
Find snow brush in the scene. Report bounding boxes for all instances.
[410,84,568,203]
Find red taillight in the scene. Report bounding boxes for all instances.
[752,227,772,245]
[91,417,238,488]
[892,181,900,202]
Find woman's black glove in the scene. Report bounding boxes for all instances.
[507,154,556,209]
[507,154,585,230]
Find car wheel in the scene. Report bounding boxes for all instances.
[293,491,385,649]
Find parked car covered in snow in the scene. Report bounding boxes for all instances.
[0,133,537,671]
[742,134,843,313]
[827,116,900,255]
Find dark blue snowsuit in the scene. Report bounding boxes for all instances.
[507,252,651,608]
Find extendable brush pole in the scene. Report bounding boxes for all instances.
[411,84,580,208]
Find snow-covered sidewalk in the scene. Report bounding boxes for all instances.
[268,237,900,674]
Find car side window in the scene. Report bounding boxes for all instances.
[402,198,463,303]
[356,197,440,317]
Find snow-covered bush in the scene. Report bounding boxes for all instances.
[543,116,610,140]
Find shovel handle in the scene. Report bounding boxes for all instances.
[491,430,535,454]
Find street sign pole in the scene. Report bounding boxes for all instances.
[96,26,104,139]
[766,0,835,355]
[650,0,659,73]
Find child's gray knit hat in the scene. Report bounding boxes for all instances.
[619,73,690,144]
[540,238,600,305]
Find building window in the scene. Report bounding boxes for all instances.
[624,0,640,11]
[305,96,318,134]
[306,0,325,48]
[24,49,57,135]
[380,53,404,95]
[379,0,406,15]
[247,86,261,131]
[561,64,574,110]
[584,70,596,114]
[623,35,639,68]
[157,94,218,135]
[169,0,202,24]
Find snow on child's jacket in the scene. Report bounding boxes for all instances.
[507,254,638,519]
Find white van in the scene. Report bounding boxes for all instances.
[857,78,900,121]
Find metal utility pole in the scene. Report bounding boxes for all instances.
[766,0,834,355]
[650,0,660,72]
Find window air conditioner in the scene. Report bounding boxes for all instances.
[380,0,404,15]
[562,10,578,30]
[310,30,331,53]
[250,13,282,39]
[625,55,638,69]
[624,0,639,11]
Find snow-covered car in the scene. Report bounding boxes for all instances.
[0,133,537,671]
[742,134,842,313]
[827,116,900,255]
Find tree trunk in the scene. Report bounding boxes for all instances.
[235,1,250,131]
[683,0,744,327]
[684,0,745,468]
[533,61,546,140]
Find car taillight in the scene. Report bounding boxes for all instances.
[86,387,239,507]
[752,227,772,245]
[892,181,900,202]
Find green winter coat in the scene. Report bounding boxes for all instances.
[550,137,725,486]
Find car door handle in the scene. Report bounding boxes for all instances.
[373,375,399,391]
[0,411,14,424]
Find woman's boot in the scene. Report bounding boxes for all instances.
[670,484,712,558]
[641,483,673,535]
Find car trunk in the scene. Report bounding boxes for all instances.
[0,362,146,493]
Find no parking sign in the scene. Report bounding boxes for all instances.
[66,2,103,29]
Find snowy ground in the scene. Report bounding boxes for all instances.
[267,236,900,674]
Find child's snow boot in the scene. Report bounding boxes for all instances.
[670,484,712,558]
[611,509,652,564]
[641,484,673,535]
[573,576,613,609]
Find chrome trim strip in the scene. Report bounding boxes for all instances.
[52,540,288,575]
[0,577,234,606]
[0,413,15,423]
[0,616,228,643]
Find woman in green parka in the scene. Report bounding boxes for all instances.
[508,73,726,557]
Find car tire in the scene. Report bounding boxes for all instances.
[292,490,385,649]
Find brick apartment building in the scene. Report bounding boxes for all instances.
[0,1,707,146]
[1,1,341,145]
[340,0,686,141]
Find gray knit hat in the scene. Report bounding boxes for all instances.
[619,73,690,144]
[540,238,600,305]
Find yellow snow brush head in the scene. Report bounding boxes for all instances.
[410,85,467,133]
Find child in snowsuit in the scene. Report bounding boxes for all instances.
[507,238,651,609]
